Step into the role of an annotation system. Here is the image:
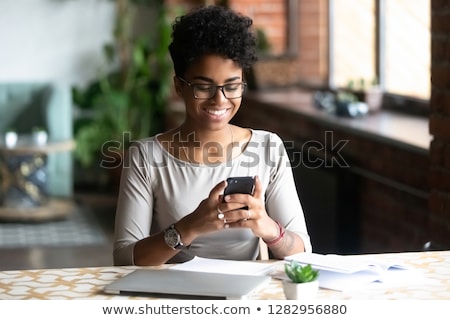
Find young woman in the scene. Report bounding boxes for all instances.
[113,5,311,266]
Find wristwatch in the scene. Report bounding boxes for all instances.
[164,224,188,250]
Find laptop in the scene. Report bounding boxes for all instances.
[104,269,272,300]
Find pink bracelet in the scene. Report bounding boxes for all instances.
[263,221,285,246]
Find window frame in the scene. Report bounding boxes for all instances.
[328,0,430,116]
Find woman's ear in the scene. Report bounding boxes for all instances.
[174,76,183,97]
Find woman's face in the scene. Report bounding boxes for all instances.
[175,54,244,132]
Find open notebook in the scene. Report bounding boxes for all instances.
[284,252,423,291]
[104,268,271,300]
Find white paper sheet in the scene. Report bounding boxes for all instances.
[170,256,278,276]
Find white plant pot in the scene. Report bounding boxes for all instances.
[33,131,48,146]
[365,86,383,112]
[5,131,18,148]
[282,280,319,300]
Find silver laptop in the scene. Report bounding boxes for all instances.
[104,269,271,300]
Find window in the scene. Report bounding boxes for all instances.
[330,0,430,101]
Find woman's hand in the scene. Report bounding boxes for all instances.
[218,175,306,258]
[219,176,279,241]
[175,179,231,244]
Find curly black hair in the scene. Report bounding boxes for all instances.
[168,5,257,77]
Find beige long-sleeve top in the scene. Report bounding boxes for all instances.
[113,129,312,265]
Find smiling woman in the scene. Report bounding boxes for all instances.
[113,5,312,267]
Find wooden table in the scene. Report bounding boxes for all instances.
[0,251,448,300]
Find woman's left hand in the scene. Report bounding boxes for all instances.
[220,176,279,240]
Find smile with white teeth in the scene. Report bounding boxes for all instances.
[206,108,227,116]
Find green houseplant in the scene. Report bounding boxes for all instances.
[73,0,173,168]
[283,261,320,300]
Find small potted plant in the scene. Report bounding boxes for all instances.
[347,78,383,113]
[32,126,48,146]
[283,261,320,300]
[363,78,383,113]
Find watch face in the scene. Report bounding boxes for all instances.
[164,228,180,248]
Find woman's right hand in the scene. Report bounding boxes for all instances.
[175,180,229,245]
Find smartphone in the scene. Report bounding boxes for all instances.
[223,176,255,196]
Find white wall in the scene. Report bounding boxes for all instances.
[0,0,116,86]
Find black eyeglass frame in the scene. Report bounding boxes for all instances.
[177,76,247,100]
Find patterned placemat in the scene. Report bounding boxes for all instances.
[0,205,108,248]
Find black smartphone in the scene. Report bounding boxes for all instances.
[223,176,255,196]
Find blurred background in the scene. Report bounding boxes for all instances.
[0,0,448,271]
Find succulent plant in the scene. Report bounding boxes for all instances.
[284,261,319,283]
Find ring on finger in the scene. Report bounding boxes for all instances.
[246,210,251,220]
[217,206,224,220]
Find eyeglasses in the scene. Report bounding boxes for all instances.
[177,77,247,99]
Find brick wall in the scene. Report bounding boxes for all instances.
[429,0,450,249]
[296,0,329,86]
[229,0,286,56]
[230,0,328,88]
